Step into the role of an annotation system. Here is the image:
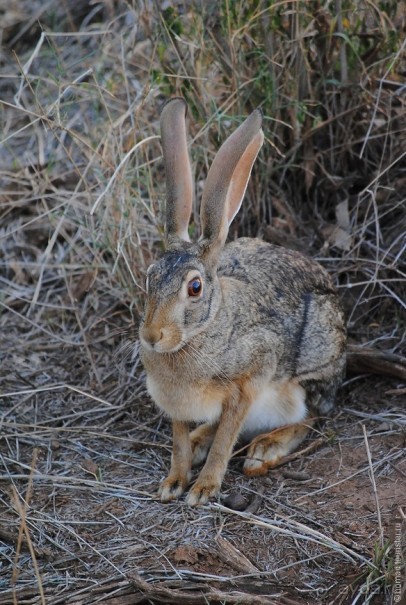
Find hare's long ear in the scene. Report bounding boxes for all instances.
[200,109,263,261]
[160,98,193,248]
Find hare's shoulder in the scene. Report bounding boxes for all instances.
[219,238,334,294]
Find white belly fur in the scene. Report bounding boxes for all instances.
[240,382,307,441]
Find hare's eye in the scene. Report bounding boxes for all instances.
[187,277,202,297]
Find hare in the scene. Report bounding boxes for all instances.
[139,98,346,506]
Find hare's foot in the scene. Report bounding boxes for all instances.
[186,475,221,506]
[159,471,192,502]
[243,421,314,476]
[186,424,228,505]
[190,423,218,467]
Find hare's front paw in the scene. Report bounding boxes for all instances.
[159,472,191,502]
[186,478,221,506]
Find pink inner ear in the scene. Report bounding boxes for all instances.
[227,130,264,225]
[199,109,263,254]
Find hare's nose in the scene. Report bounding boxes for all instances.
[140,326,163,349]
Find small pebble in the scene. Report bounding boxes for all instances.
[375,422,391,432]
[223,492,249,511]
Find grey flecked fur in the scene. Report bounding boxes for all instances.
[141,238,346,414]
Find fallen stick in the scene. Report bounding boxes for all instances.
[346,344,406,380]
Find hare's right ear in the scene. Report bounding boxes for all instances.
[199,109,263,263]
[160,98,194,248]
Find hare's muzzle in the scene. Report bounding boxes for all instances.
[139,321,184,353]
[139,325,164,351]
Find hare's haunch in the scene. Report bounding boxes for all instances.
[139,98,346,506]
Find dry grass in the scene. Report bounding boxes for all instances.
[0,1,405,604]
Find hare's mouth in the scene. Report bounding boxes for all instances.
[143,339,185,354]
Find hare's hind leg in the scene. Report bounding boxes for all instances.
[243,419,314,476]
[190,422,218,466]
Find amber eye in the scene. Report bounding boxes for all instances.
[187,277,202,297]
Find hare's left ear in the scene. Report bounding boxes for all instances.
[160,98,194,248]
[199,109,263,261]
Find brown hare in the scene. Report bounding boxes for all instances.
[139,98,346,506]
